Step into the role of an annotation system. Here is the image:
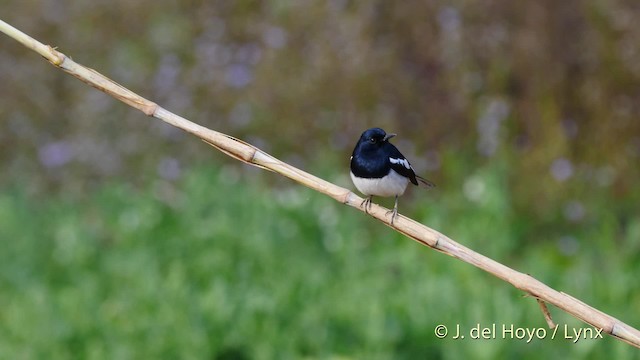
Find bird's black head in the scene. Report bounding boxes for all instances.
[357,127,396,149]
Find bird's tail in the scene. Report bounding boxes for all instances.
[416,175,436,188]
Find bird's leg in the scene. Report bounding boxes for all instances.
[360,195,373,213]
[385,195,399,225]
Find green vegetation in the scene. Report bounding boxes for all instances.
[2,1,640,358]
[0,165,637,359]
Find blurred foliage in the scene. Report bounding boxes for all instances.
[1,0,640,358]
[0,167,639,359]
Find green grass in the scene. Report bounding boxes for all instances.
[0,165,638,359]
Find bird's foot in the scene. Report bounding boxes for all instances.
[360,196,373,214]
[386,207,398,225]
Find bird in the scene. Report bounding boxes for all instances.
[350,127,434,224]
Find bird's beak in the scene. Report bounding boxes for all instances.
[383,133,396,142]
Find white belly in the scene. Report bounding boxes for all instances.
[350,169,409,197]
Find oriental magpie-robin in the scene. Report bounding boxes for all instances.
[350,127,434,224]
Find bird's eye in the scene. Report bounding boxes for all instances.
[369,137,376,143]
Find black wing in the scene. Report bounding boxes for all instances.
[386,145,419,185]
[387,144,435,188]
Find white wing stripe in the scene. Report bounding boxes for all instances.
[389,157,411,170]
